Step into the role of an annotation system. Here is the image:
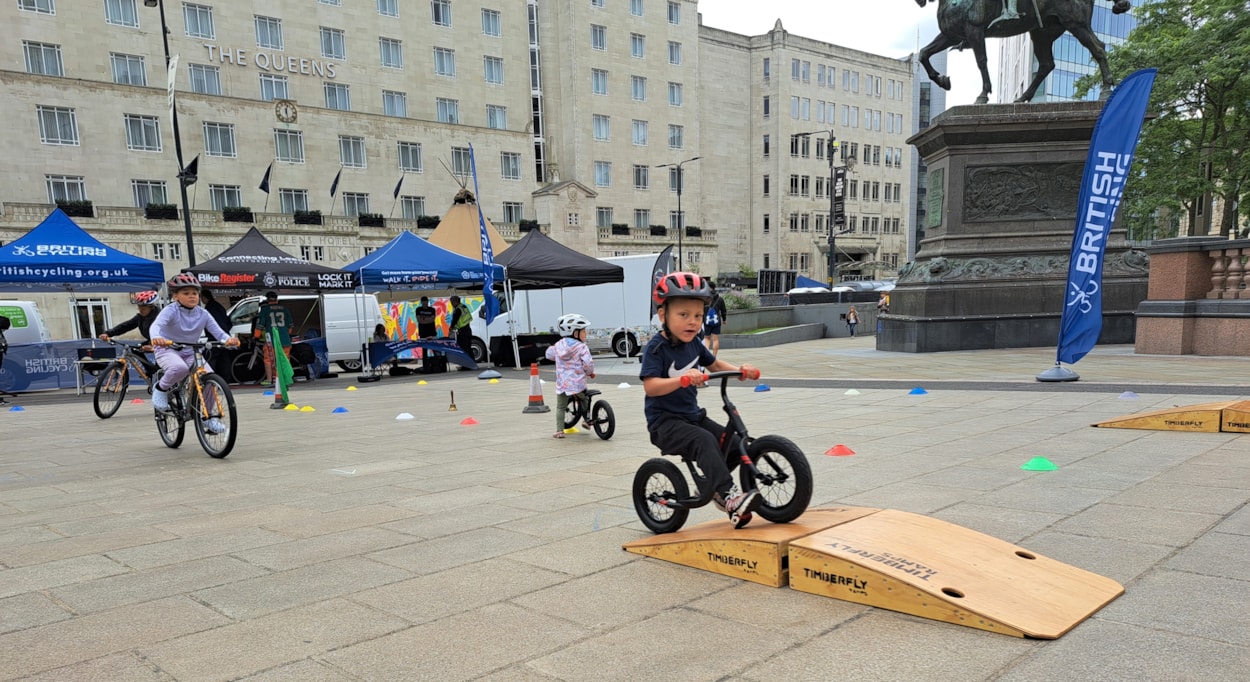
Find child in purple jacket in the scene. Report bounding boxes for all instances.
[545,313,595,438]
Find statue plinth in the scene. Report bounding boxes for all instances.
[879,101,1148,352]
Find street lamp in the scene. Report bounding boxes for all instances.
[145,0,198,267]
[654,156,701,270]
[796,130,849,284]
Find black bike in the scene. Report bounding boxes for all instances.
[632,370,813,534]
[561,388,616,440]
[153,341,238,459]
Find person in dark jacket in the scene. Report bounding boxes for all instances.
[201,288,232,332]
[701,280,729,356]
[99,291,161,347]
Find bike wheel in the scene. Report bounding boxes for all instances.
[562,398,580,430]
[155,386,185,449]
[741,435,813,524]
[230,351,264,384]
[592,400,615,440]
[93,362,128,419]
[632,458,690,534]
[193,373,238,459]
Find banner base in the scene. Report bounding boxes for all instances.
[1036,365,1080,382]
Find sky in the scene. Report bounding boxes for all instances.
[697,0,994,107]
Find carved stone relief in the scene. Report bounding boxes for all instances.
[897,250,1150,284]
[964,163,1083,222]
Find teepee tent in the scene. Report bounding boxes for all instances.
[426,189,509,259]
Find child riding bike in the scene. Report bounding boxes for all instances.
[642,272,761,528]
[149,273,240,432]
[97,290,161,371]
[545,313,595,439]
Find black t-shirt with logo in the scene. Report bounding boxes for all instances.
[639,333,715,430]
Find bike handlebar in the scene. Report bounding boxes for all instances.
[679,368,761,388]
[161,340,230,351]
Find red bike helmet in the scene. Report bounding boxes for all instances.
[167,272,201,291]
[134,290,160,306]
[653,271,712,307]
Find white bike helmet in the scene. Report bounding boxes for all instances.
[556,313,591,337]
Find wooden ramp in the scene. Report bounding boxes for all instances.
[622,507,878,587]
[1091,400,1242,432]
[1220,400,1250,433]
[624,508,1123,638]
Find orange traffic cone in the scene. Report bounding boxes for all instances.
[522,362,551,414]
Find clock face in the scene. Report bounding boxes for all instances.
[275,99,298,123]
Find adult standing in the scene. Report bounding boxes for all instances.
[200,288,233,375]
[846,305,860,337]
[702,280,729,356]
[448,295,473,369]
[0,315,9,404]
[877,292,890,315]
[414,296,437,339]
[253,291,293,386]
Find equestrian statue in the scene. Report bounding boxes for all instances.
[915,0,1133,104]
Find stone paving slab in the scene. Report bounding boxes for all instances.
[0,338,1248,679]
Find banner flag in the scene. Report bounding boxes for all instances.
[271,328,294,399]
[392,173,405,199]
[649,244,675,317]
[258,162,273,194]
[180,155,199,187]
[1056,68,1157,366]
[329,167,342,198]
[467,143,499,326]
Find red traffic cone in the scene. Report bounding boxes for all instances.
[825,444,856,456]
[522,363,551,413]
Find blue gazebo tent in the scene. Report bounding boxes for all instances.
[0,208,165,292]
[343,230,504,291]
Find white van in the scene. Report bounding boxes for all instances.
[0,301,53,345]
[225,293,381,371]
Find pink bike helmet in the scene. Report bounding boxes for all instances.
[134,290,160,306]
[167,272,201,291]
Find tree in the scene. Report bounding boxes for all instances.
[1077,0,1250,239]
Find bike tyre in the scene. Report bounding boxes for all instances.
[93,362,128,419]
[230,352,264,384]
[193,373,237,459]
[632,458,690,534]
[562,398,580,430]
[741,435,812,524]
[156,387,185,449]
[592,400,615,440]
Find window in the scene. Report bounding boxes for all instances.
[110,53,146,86]
[46,175,86,202]
[274,129,304,163]
[380,38,403,68]
[343,193,369,217]
[802,61,811,83]
[324,83,351,110]
[592,69,608,95]
[568,213,580,227]
[450,146,470,175]
[339,135,366,168]
[481,9,500,36]
[301,245,326,261]
[592,0,605,7]
[255,15,282,49]
[591,114,612,141]
[400,196,426,219]
[788,213,798,231]
[431,0,451,26]
[632,119,648,146]
[501,152,522,180]
[434,47,456,76]
[124,114,161,152]
[631,75,647,101]
[667,124,683,150]
[788,175,799,197]
[105,0,138,27]
[436,97,459,124]
[259,73,288,101]
[762,175,770,196]
[189,64,220,95]
[631,33,645,59]
[763,96,770,118]
[383,90,407,117]
[320,27,345,59]
[633,165,649,189]
[790,96,799,120]
[818,64,826,86]
[319,0,340,4]
[183,4,214,39]
[590,25,606,51]
[762,134,770,157]
[801,98,810,120]
[762,58,770,81]
[23,42,63,76]
[378,0,398,17]
[634,209,650,229]
[763,214,770,234]
[596,208,613,228]
[631,0,643,15]
[791,59,800,81]
[668,82,682,106]
[668,41,681,65]
[669,210,683,230]
[483,56,503,84]
[396,141,422,172]
[209,185,242,210]
[19,0,55,14]
[486,104,507,129]
[131,180,166,207]
[502,202,523,223]
[201,122,235,157]
[279,188,308,213]
[38,106,78,145]
[594,161,611,187]
[667,0,680,24]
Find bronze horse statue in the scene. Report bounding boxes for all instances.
[916,0,1133,104]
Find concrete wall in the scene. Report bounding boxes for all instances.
[724,302,877,338]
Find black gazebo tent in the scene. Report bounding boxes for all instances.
[494,229,623,289]
[184,227,354,293]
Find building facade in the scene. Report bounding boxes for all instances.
[3,0,913,337]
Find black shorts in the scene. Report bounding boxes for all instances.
[704,324,722,335]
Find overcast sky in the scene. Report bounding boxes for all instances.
[697,0,993,107]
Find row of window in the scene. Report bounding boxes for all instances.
[762,214,903,236]
[588,70,685,106]
[779,97,905,133]
[591,117,686,149]
[614,31,684,65]
[761,174,903,202]
[591,0,684,23]
[591,208,694,231]
[771,137,906,169]
[595,163,693,191]
[763,57,905,100]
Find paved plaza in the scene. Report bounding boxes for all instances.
[1,337,1248,680]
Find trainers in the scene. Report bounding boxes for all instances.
[723,488,760,529]
[203,418,226,435]
[152,387,169,411]
[711,490,728,512]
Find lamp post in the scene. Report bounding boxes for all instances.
[145,0,198,267]
[654,156,701,270]
[797,130,848,284]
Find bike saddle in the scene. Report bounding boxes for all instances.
[585,389,602,398]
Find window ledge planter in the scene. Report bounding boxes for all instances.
[650,225,668,237]
[293,210,323,225]
[611,224,630,236]
[144,203,179,220]
[684,226,702,238]
[56,201,94,218]
[519,220,540,233]
[222,207,254,223]
[358,213,385,227]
